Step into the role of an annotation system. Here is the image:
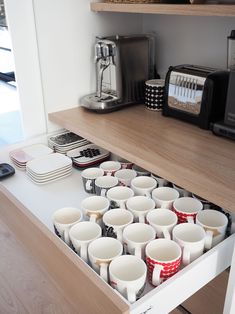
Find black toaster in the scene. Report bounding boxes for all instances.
[163,65,229,129]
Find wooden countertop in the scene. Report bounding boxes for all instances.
[49,105,235,212]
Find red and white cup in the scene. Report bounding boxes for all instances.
[172,197,203,223]
[117,158,134,169]
[145,239,182,286]
[100,161,121,176]
[114,169,137,187]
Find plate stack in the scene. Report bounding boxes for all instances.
[67,143,110,168]
[9,144,53,170]
[26,153,73,185]
[48,131,90,154]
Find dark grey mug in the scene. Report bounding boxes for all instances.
[81,167,104,194]
[95,175,119,197]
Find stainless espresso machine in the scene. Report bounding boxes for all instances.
[80,34,156,112]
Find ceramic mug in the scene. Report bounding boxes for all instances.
[81,167,104,194]
[109,255,147,304]
[123,223,156,259]
[192,193,212,209]
[172,183,191,197]
[117,158,133,169]
[126,196,155,223]
[103,208,134,242]
[100,161,121,176]
[146,208,178,240]
[88,237,123,282]
[106,186,134,209]
[152,187,179,209]
[172,197,203,223]
[132,165,151,176]
[69,221,102,262]
[114,169,137,187]
[196,209,228,247]
[172,223,213,266]
[151,173,169,187]
[81,196,110,225]
[52,207,83,245]
[95,175,119,197]
[145,239,182,286]
[131,176,157,198]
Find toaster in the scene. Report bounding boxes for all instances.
[163,65,229,129]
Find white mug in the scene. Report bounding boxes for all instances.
[81,196,110,224]
[172,197,203,223]
[103,209,134,242]
[109,255,147,303]
[172,223,213,266]
[52,207,83,245]
[196,209,228,247]
[88,237,123,282]
[145,239,182,286]
[132,165,151,176]
[146,208,178,240]
[69,221,102,262]
[100,161,121,176]
[126,196,155,223]
[107,186,134,209]
[123,223,156,259]
[131,176,157,198]
[151,174,169,187]
[114,169,137,187]
[95,175,119,197]
[172,183,191,197]
[152,187,179,209]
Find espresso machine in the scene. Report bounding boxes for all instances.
[81,34,156,112]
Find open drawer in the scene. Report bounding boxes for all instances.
[0,157,234,314]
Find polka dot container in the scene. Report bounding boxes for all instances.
[145,79,165,111]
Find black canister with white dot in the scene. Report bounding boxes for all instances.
[144,79,165,111]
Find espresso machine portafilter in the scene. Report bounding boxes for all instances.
[80,34,156,113]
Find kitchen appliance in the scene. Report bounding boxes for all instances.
[163,65,229,129]
[81,34,156,113]
[211,71,235,141]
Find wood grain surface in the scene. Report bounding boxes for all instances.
[90,3,235,16]
[49,106,235,212]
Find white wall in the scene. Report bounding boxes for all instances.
[32,0,142,132]
[143,15,235,78]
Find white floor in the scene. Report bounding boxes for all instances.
[0,27,24,148]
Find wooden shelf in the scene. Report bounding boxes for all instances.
[49,105,235,213]
[90,2,235,16]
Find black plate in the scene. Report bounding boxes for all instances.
[0,163,15,179]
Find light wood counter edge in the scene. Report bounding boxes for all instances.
[0,184,129,314]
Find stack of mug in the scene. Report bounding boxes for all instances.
[52,160,229,304]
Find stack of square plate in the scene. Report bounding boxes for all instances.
[48,131,90,154]
[67,143,110,168]
[9,144,53,170]
[26,153,73,185]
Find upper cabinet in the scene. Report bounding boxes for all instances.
[90,2,235,17]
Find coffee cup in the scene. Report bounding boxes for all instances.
[107,186,134,209]
[172,223,212,266]
[88,237,123,282]
[172,183,191,197]
[192,193,212,209]
[146,208,178,240]
[172,197,203,223]
[126,196,155,223]
[196,209,228,247]
[114,169,137,187]
[145,239,182,286]
[69,221,102,262]
[109,255,147,303]
[151,174,169,187]
[52,207,83,245]
[152,187,179,209]
[95,175,119,197]
[81,167,104,194]
[117,158,133,169]
[103,209,134,242]
[131,176,157,198]
[81,196,110,224]
[132,165,151,176]
[100,161,121,176]
[123,223,156,259]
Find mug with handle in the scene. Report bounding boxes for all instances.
[172,197,203,223]
[81,167,104,194]
[95,175,119,197]
[152,187,179,209]
[131,176,157,198]
[107,186,134,209]
[81,196,110,225]
[126,196,155,223]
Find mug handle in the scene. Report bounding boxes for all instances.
[86,180,92,191]
[80,243,88,263]
[144,191,151,199]
[138,213,146,224]
[63,229,70,246]
[119,200,126,209]
[205,230,213,250]
[162,228,171,240]
[100,188,107,197]
[134,246,142,259]
[152,264,164,286]
[116,228,123,243]
[126,287,136,304]
[100,262,108,282]
[182,246,191,266]
[187,216,194,224]
[89,214,97,223]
